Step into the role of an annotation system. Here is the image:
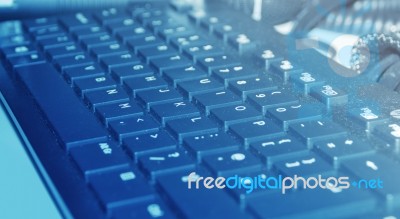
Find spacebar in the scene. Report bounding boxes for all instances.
[16,63,107,149]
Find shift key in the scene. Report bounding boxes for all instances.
[16,63,107,150]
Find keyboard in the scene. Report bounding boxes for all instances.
[1,1,400,219]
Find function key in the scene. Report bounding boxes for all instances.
[59,12,97,31]
[310,84,348,107]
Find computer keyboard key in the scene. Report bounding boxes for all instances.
[157,170,252,219]
[150,54,192,74]
[198,54,240,73]
[90,43,129,59]
[183,132,240,160]
[348,106,389,131]
[273,152,334,177]
[124,131,177,161]
[373,122,400,149]
[229,119,284,146]
[270,59,303,81]
[290,72,326,95]
[1,44,36,58]
[164,65,208,87]
[341,154,400,207]
[54,53,94,71]
[267,103,324,130]
[85,87,129,110]
[8,52,46,68]
[229,76,278,99]
[166,116,219,142]
[177,77,225,100]
[170,34,204,51]
[37,35,73,49]
[212,65,258,86]
[213,24,234,41]
[314,137,375,167]
[137,88,183,111]
[71,26,107,40]
[69,141,129,180]
[0,34,30,48]
[138,44,177,63]
[46,44,84,59]
[227,33,255,54]
[183,43,224,62]
[105,18,139,34]
[124,75,168,96]
[109,115,160,142]
[16,64,107,149]
[157,25,193,42]
[248,187,376,219]
[74,75,116,95]
[112,198,176,219]
[310,84,348,107]
[89,167,154,210]
[23,17,58,31]
[111,63,153,84]
[127,34,164,53]
[247,90,299,114]
[59,12,97,31]
[150,101,200,125]
[100,53,141,71]
[116,25,150,43]
[258,49,283,69]
[93,8,125,24]
[193,90,242,114]
[81,34,117,49]
[31,25,65,40]
[250,136,308,169]
[210,104,262,130]
[139,149,195,179]
[289,120,347,147]
[63,64,104,83]
[202,150,262,177]
[96,101,143,125]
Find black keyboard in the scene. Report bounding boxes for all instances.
[1,1,400,219]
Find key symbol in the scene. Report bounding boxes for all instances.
[231,153,246,161]
[74,55,85,60]
[133,65,144,70]
[366,160,378,171]
[120,172,135,181]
